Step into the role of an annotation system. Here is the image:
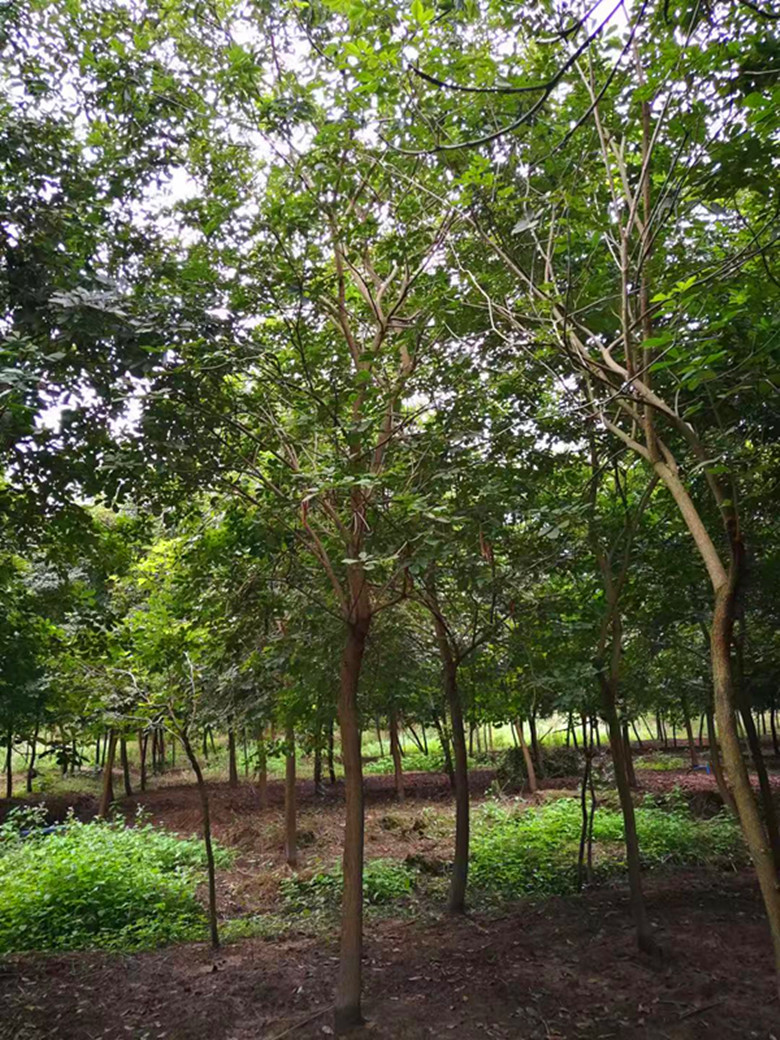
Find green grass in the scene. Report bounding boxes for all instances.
[468,797,744,899]
[635,755,689,771]
[0,806,232,955]
[281,858,415,916]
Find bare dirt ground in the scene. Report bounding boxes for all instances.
[1,764,779,1040]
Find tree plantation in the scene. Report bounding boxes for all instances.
[1,0,780,1036]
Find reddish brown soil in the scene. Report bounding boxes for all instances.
[2,766,779,1040]
[1,872,776,1040]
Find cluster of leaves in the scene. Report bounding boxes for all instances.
[0,807,231,954]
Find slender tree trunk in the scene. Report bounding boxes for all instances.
[738,701,780,873]
[334,618,369,1034]
[257,735,268,809]
[622,721,638,789]
[314,727,325,796]
[515,719,537,794]
[5,728,12,799]
[228,728,239,788]
[120,736,132,797]
[710,579,780,985]
[98,730,118,817]
[422,724,428,755]
[327,721,337,785]
[598,670,656,956]
[434,712,455,789]
[433,616,469,915]
[771,705,779,757]
[683,711,698,768]
[242,729,249,776]
[529,709,543,776]
[631,720,643,749]
[139,731,148,792]
[698,714,705,748]
[407,723,425,754]
[26,722,39,794]
[706,709,737,816]
[180,730,219,950]
[285,722,297,868]
[95,734,101,768]
[374,718,384,757]
[389,710,404,803]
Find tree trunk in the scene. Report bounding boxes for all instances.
[529,709,543,776]
[706,710,737,816]
[711,580,780,985]
[256,736,268,808]
[598,672,656,956]
[26,722,39,794]
[515,718,537,794]
[771,705,780,757]
[374,719,384,758]
[434,712,455,789]
[5,728,12,799]
[334,619,368,1034]
[139,731,148,792]
[285,722,297,868]
[180,730,219,950]
[228,728,239,788]
[327,721,337,785]
[433,616,469,915]
[389,710,404,803]
[120,736,132,797]
[98,730,118,817]
[738,701,780,874]
[622,722,638,789]
[314,726,325,796]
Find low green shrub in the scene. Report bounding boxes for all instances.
[469,797,744,899]
[496,744,582,786]
[363,750,446,775]
[0,807,230,955]
[281,858,415,915]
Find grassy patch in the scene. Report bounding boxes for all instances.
[0,806,231,955]
[635,755,689,771]
[281,858,415,916]
[469,797,744,899]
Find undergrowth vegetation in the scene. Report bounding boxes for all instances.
[469,797,744,898]
[0,807,231,955]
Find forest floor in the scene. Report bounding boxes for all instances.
[1,762,779,1040]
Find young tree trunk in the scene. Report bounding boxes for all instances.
[529,709,544,776]
[422,724,428,755]
[407,723,425,754]
[334,618,369,1034]
[98,730,118,817]
[285,722,297,868]
[256,735,268,808]
[26,722,39,794]
[515,718,537,794]
[314,728,325,796]
[737,697,780,873]
[622,722,638,789]
[434,712,456,789]
[389,710,404,803]
[242,729,249,776]
[710,580,780,984]
[120,736,133,798]
[95,734,101,768]
[706,710,737,816]
[374,719,384,758]
[598,671,656,956]
[180,730,219,950]
[683,712,698,768]
[5,728,12,799]
[227,728,239,788]
[771,705,780,757]
[327,721,337,785]
[433,617,469,915]
[631,720,643,749]
[139,731,148,792]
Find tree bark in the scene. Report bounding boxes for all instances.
[5,728,12,799]
[683,708,698,768]
[257,736,268,808]
[771,705,780,757]
[711,578,780,985]
[706,710,737,817]
[389,709,404,802]
[515,718,537,794]
[180,730,219,950]
[334,618,368,1034]
[26,722,39,794]
[327,720,337,785]
[98,730,118,817]
[622,721,638,789]
[120,736,133,798]
[228,728,239,788]
[139,731,148,792]
[433,616,469,915]
[285,722,297,868]
[737,697,780,874]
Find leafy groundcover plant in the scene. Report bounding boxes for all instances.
[0,806,230,954]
